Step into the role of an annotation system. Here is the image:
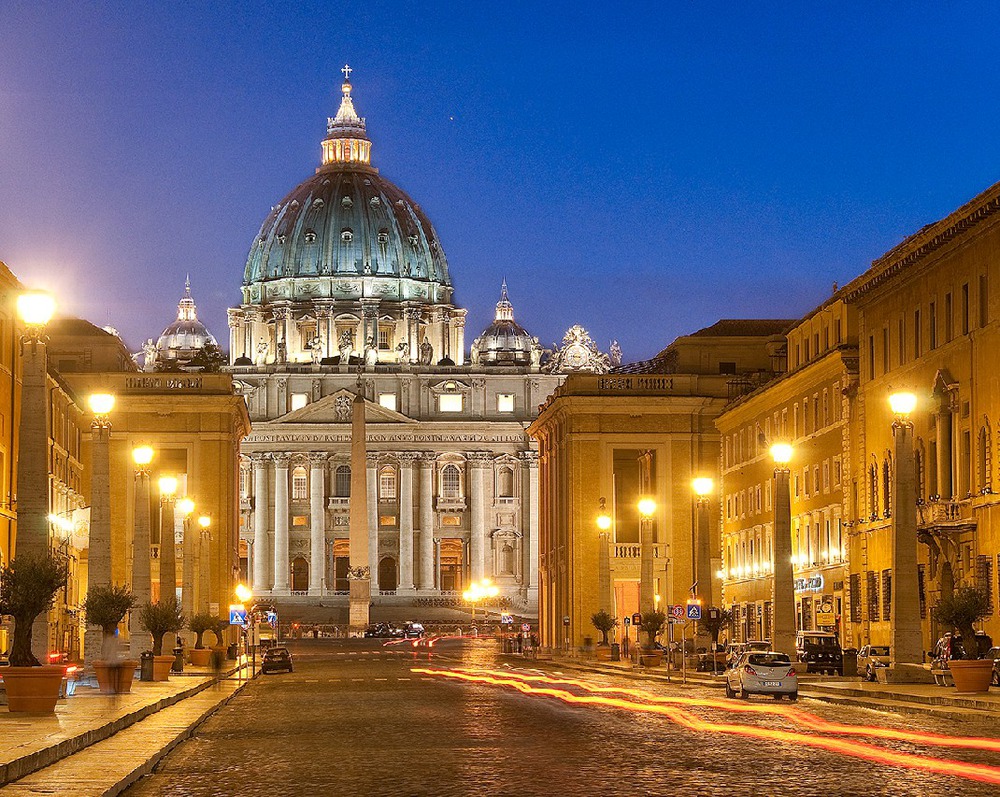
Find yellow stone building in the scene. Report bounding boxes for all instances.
[716,299,859,643]
[528,320,788,650]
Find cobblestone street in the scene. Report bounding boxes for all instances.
[124,639,1000,797]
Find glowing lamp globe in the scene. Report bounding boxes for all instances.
[637,497,657,518]
[198,515,211,528]
[177,497,195,516]
[596,512,612,531]
[159,475,178,497]
[87,393,116,416]
[235,583,253,602]
[692,477,714,496]
[770,442,793,465]
[17,291,55,326]
[132,445,154,466]
[889,391,917,418]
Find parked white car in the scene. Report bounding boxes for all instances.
[857,645,890,681]
[725,651,798,701]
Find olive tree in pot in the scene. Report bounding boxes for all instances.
[936,586,994,692]
[138,598,185,681]
[638,610,666,667]
[187,613,217,667]
[590,610,619,661]
[698,607,734,673]
[0,553,67,712]
[82,585,138,693]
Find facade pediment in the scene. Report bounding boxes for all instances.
[274,388,417,424]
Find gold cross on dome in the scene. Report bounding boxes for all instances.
[342,64,353,80]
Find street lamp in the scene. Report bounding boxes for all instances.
[637,497,656,615]
[692,477,714,608]
[889,391,922,669]
[233,583,254,676]
[158,476,179,599]
[596,497,613,617]
[197,515,211,614]
[463,578,499,625]
[178,498,196,631]
[130,444,155,658]
[83,392,115,670]
[770,442,796,659]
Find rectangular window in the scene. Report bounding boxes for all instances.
[882,569,892,621]
[441,515,462,527]
[976,555,994,615]
[918,564,927,619]
[497,393,515,413]
[868,335,875,378]
[980,273,989,328]
[929,301,937,349]
[290,393,309,411]
[822,461,830,492]
[833,456,842,488]
[834,318,842,344]
[849,573,862,623]
[962,282,970,335]
[292,470,308,500]
[882,327,889,374]
[803,339,810,362]
[866,571,880,622]
[945,292,953,342]
[378,393,397,412]
[803,398,809,434]
[913,309,921,358]
[438,394,464,413]
[897,317,905,364]
[378,325,393,351]
[379,515,396,526]
[292,515,308,527]
[718,361,737,375]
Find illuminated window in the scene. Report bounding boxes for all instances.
[292,515,308,527]
[378,325,393,350]
[290,393,309,411]
[378,393,397,412]
[379,466,397,500]
[379,515,396,526]
[335,465,351,497]
[441,464,461,499]
[439,394,463,413]
[497,394,515,413]
[441,515,462,527]
[292,467,308,500]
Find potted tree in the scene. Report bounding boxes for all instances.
[638,610,667,667]
[590,610,619,661]
[936,586,994,693]
[138,598,185,681]
[0,553,67,712]
[211,617,231,659]
[82,584,138,693]
[698,607,734,673]
[187,613,217,667]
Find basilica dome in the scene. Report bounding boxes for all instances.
[471,282,541,367]
[241,71,451,307]
[155,279,218,364]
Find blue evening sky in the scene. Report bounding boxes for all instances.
[2,3,999,362]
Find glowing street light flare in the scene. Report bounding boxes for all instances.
[17,291,56,327]
[692,477,714,496]
[198,515,211,528]
[132,445,154,466]
[770,442,793,465]
[177,497,195,516]
[234,583,253,603]
[87,392,115,416]
[888,391,918,418]
[637,497,656,517]
[159,475,178,497]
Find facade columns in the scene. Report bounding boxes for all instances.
[935,406,953,499]
[418,454,435,590]
[440,309,452,361]
[451,309,467,365]
[404,305,422,363]
[159,493,177,599]
[360,299,380,358]
[398,454,417,591]
[273,455,290,593]
[367,453,379,588]
[469,452,490,582]
[252,455,270,592]
[772,465,796,659]
[891,415,923,666]
[129,465,152,658]
[85,415,113,666]
[309,454,326,595]
[181,511,196,637]
[198,528,211,613]
[523,451,539,602]
[227,309,243,364]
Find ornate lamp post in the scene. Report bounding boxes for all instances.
[158,476,178,600]
[83,392,115,669]
[770,442,796,658]
[178,496,196,636]
[889,391,923,668]
[638,497,656,614]
[692,477,714,608]
[234,582,254,675]
[596,498,613,615]
[463,578,499,626]
[197,514,212,614]
[129,445,154,658]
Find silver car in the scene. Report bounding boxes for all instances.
[857,645,890,681]
[725,651,798,701]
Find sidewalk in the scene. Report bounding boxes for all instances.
[0,663,253,789]
[537,656,1000,719]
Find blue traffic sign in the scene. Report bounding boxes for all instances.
[229,605,247,626]
[686,603,702,621]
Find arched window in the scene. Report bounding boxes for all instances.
[979,422,992,493]
[292,466,308,501]
[379,466,397,500]
[335,465,351,497]
[497,466,514,498]
[869,462,879,521]
[882,455,892,517]
[441,464,461,499]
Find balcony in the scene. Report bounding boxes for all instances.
[328,497,350,509]
[918,500,975,532]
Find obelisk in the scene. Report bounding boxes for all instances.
[348,391,371,634]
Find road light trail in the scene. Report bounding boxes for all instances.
[413,668,1000,786]
[454,667,1000,754]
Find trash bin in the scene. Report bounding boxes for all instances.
[140,651,155,682]
[841,648,858,678]
[226,643,238,661]
[610,643,621,662]
[171,647,185,673]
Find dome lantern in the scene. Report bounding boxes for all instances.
[321,64,372,167]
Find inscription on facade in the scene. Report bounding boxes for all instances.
[125,376,205,390]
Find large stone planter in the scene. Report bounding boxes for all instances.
[151,654,175,682]
[949,659,994,693]
[638,649,663,668]
[3,665,66,713]
[189,647,212,667]
[94,660,139,694]
[595,644,612,661]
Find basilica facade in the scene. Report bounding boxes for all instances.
[208,70,611,618]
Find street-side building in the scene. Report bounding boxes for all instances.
[842,179,1000,650]
[0,262,21,576]
[716,299,859,644]
[528,320,789,650]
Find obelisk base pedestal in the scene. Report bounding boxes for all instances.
[349,578,371,637]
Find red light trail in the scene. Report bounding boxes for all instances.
[412,667,1000,786]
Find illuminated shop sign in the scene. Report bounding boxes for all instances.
[794,575,824,592]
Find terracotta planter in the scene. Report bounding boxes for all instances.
[3,665,66,713]
[595,644,612,661]
[94,660,139,694]
[189,647,212,667]
[949,659,994,693]
[151,654,175,682]
[639,649,663,668]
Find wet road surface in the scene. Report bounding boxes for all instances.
[125,638,1000,797]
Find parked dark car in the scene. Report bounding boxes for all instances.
[796,631,843,675]
[363,623,404,639]
[402,622,425,639]
[261,646,294,674]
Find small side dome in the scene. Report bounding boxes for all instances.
[470,281,541,368]
[153,278,220,368]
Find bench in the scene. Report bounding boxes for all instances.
[931,667,954,687]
